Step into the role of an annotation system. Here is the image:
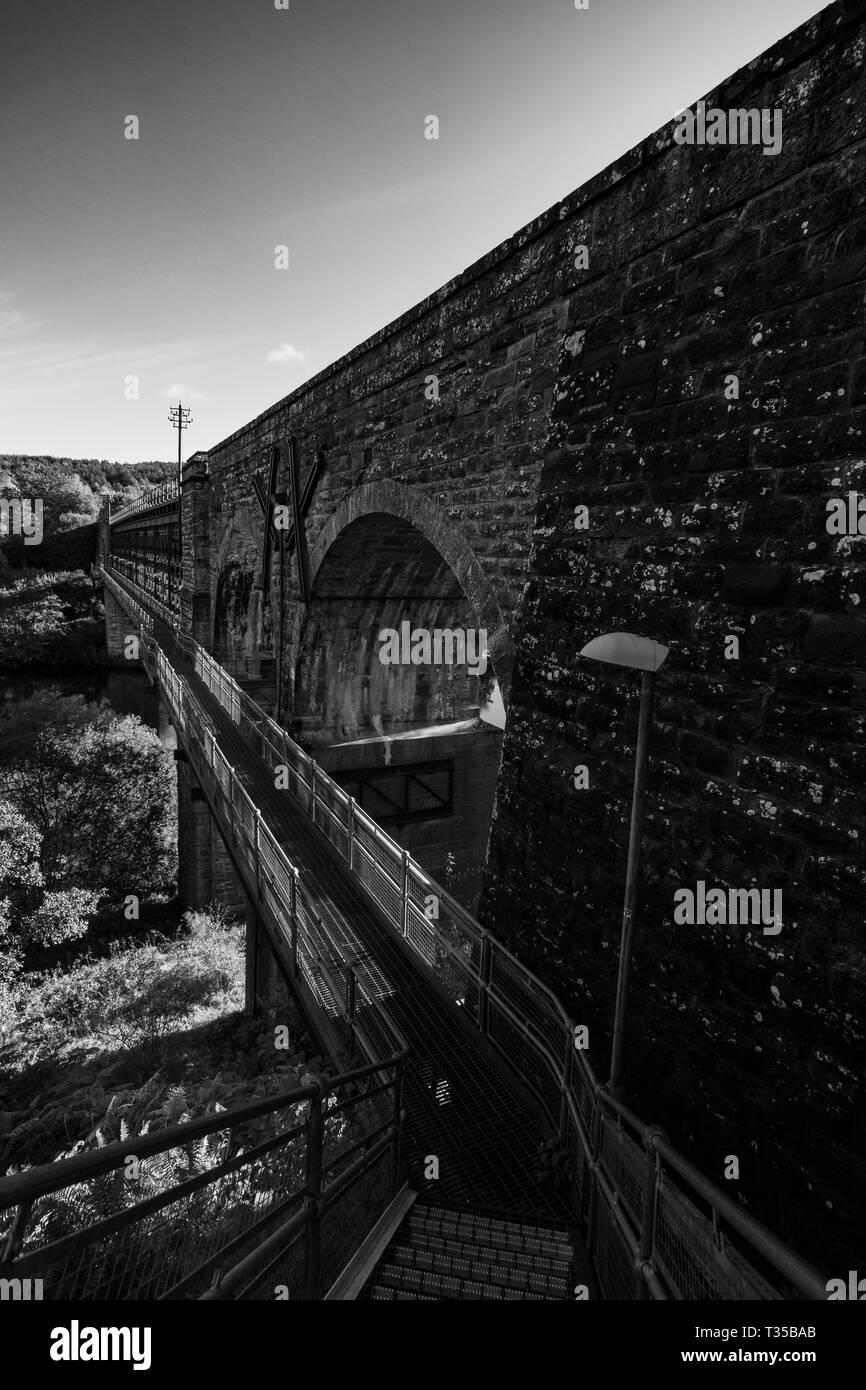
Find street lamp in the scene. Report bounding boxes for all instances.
[579,632,669,1100]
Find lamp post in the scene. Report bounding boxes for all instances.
[579,632,669,1101]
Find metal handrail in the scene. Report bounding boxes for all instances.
[99,566,408,1070]
[110,479,179,526]
[99,565,828,1302]
[0,1056,405,1301]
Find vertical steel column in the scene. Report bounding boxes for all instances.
[290,867,300,979]
[254,808,262,899]
[400,851,410,938]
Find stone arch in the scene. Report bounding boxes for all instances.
[287,481,509,910]
[302,479,514,697]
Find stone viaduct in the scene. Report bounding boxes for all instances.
[104,0,866,1272]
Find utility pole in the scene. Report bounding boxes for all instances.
[168,401,193,492]
[168,401,192,564]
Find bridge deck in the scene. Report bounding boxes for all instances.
[161,626,573,1228]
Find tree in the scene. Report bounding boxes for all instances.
[0,693,176,904]
[19,887,106,947]
[0,799,104,958]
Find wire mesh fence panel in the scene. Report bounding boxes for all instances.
[427,900,482,1009]
[591,1198,640,1302]
[231,1227,307,1301]
[3,1105,311,1301]
[568,1053,597,1140]
[564,1109,593,1226]
[322,1084,392,1174]
[486,997,561,1129]
[353,841,402,928]
[653,1180,781,1301]
[431,935,479,1010]
[405,901,438,968]
[316,1150,393,1298]
[350,838,385,912]
[259,725,285,773]
[314,777,349,830]
[313,796,350,862]
[598,1116,648,1233]
[292,769,314,818]
[489,947,568,1062]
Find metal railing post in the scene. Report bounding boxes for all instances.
[228,767,237,845]
[346,968,356,1054]
[586,1088,605,1257]
[389,1059,404,1198]
[347,795,355,870]
[310,760,317,825]
[305,1082,324,1300]
[478,933,491,1035]
[254,808,262,898]
[559,1025,573,1145]
[290,867,300,978]
[400,851,410,938]
[637,1126,667,1300]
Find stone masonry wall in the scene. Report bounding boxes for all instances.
[481,0,866,1271]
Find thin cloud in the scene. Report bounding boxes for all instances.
[0,289,34,339]
[266,343,307,366]
[0,335,228,377]
[162,382,207,400]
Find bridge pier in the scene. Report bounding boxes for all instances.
[176,756,213,909]
[176,755,248,912]
[157,694,176,749]
[104,586,143,667]
[180,452,212,649]
[243,903,282,1019]
[176,752,281,1020]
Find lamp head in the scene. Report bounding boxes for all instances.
[579,632,669,673]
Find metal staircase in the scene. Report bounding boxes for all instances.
[361,1202,578,1301]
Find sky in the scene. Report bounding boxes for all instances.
[0,0,830,463]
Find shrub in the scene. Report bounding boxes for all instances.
[13,906,245,1067]
[20,888,106,948]
[0,693,176,906]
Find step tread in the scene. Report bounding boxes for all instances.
[394,1237,571,1274]
[408,1211,572,1259]
[388,1244,569,1292]
[363,1204,575,1301]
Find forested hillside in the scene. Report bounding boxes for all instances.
[0,455,174,570]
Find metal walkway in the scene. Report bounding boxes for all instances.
[92,565,828,1302]
[166,622,571,1225]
